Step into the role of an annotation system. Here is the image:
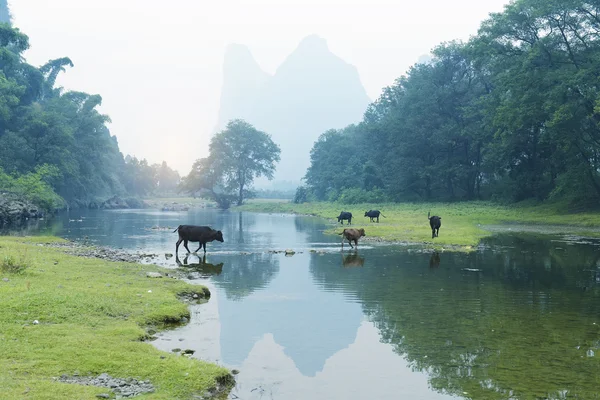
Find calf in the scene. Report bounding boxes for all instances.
[337,211,352,225]
[364,209,386,223]
[173,225,224,254]
[427,211,441,239]
[338,228,366,249]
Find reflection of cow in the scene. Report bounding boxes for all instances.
[176,254,224,276]
[429,252,440,268]
[339,228,366,249]
[428,211,442,239]
[364,210,386,223]
[337,211,352,225]
[173,225,224,254]
[342,252,365,267]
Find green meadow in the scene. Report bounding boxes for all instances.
[0,236,232,400]
[238,200,600,250]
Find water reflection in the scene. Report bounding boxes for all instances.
[429,252,440,268]
[212,253,280,301]
[176,254,224,276]
[310,235,600,399]
[215,252,363,377]
[342,251,364,268]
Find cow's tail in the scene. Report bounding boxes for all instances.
[381,213,387,218]
[427,211,431,220]
[173,225,181,233]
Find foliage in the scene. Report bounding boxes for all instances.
[181,119,281,207]
[304,0,600,207]
[0,165,64,210]
[0,24,179,209]
[0,236,231,399]
[293,185,312,204]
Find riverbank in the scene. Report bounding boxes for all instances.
[237,200,600,250]
[0,236,233,399]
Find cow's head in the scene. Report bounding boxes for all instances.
[358,228,366,237]
[215,230,224,242]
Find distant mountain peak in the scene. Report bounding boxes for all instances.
[215,35,371,185]
[224,43,256,63]
[295,34,329,53]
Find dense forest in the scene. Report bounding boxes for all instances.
[0,23,180,210]
[300,0,600,207]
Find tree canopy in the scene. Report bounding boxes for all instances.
[181,119,281,207]
[302,0,600,207]
[0,24,180,210]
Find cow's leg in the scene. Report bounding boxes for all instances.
[194,243,202,252]
[203,242,207,253]
[176,238,183,254]
[184,240,192,253]
[348,239,354,248]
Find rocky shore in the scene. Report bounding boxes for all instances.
[0,193,44,227]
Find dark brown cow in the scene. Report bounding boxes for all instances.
[173,225,224,254]
[428,211,441,238]
[338,228,366,249]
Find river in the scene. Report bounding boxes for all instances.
[10,207,600,399]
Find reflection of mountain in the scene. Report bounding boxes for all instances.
[212,253,279,301]
[309,235,600,399]
[216,35,371,184]
[216,253,363,376]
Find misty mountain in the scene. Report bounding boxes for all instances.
[215,35,371,187]
[0,0,11,24]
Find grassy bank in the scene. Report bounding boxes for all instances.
[237,200,600,249]
[0,236,231,400]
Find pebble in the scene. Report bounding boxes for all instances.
[59,373,155,398]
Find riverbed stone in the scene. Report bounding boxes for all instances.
[146,272,162,278]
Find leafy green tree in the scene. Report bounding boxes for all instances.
[182,119,281,207]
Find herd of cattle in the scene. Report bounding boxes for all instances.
[336,210,442,249]
[172,210,442,254]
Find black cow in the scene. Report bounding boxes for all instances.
[337,211,352,225]
[364,209,386,223]
[173,225,224,254]
[427,211,441,238]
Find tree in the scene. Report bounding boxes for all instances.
[182,119,281,207]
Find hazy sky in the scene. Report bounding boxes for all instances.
[10,0,511,175]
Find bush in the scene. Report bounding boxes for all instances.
[1,253,31,274]
[0,165,64,211]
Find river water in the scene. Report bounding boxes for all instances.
[13,208,600,399]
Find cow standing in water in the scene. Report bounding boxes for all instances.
[339,228,366,249]
[173,225,224,254]
[428,212,441,239]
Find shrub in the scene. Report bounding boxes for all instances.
[1,253,31,274]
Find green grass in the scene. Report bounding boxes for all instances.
[237,200,600,250]
[0,236,232,400]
